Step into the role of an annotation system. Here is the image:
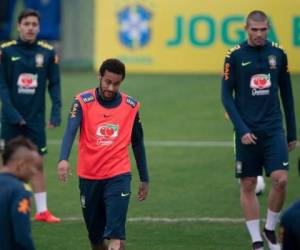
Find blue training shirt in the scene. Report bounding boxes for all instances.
[221,40,297,142]
[0,38,61,126]
[0,173,35,250]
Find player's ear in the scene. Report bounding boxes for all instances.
[15,159,25,172]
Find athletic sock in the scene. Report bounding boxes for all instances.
[34,192,47,213]
[246,219,263,243]
[265,209,280,231]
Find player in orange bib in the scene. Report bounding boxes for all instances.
[57,58,149,250]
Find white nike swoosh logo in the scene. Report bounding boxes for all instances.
[11,56,21,61]
[241,61,251,66]
[283,162,289,166]
[121,192,130,197]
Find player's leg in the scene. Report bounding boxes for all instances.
[263,130,289,249]
[240,177,263,250]
[236,135,264,249]
[240,177,260,219]
[25,125,60,222]
[79,178,108,249]
[104,174,131,250]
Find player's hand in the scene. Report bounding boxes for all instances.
[137,182,149,201]
[287,140,297,152]
[241,133,257,145]
[57,160,72,182]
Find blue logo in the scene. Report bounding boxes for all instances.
[118,5,152,49]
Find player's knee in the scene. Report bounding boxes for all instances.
[120,240,125,250]
[273,176,288,191]
[108,239,122,250]
[271,170,288,191]
[240,177,257,193]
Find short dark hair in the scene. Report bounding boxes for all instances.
[18,9,40,24]
[2,136,38,165]
[246,10,269,26]
[99,58,126,80]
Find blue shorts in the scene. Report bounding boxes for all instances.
[79,173,131,244]
[1,122,47,155]
[235,129,289,178]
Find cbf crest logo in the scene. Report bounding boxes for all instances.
[117,4,152,49]
[268,55,277,69]
[35,53,44,67]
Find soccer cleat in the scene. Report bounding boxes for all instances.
[35,210,61,223]
[252,241,264,250]
[262,228,281,250]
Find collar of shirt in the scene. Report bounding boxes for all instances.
[95,88,122,108]
[17,37,37,48]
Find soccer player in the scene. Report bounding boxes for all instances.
[57,58,149,250]
[280,199,300,249]
[221,10,297,250]
[0,9,61,222]
[0,136,42,250]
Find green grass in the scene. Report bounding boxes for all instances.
[32,72,300,249]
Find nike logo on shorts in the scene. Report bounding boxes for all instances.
[121,192,130,197]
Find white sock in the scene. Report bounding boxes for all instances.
[265,209,280,231]
[246,220,263,243]
[34,192,48,213]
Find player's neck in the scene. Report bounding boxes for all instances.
[0,166,16,176]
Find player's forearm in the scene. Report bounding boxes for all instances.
[131,113,149,182]
[221,82,250,137]
[279,76,297,141]
[59,114,80,161]
[48,83,62,126]
[132,141,149,182]
[48,61,61,125]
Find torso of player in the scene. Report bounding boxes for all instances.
[1,40,56,121]
[76,89,140,180]
[1,40,54,95]
[229,41,286,131]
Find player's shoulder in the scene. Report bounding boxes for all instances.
[0,173,26,191]
[77,89,96,104]
[270,41,287,54]
[0,40,17,50]
[122,93,139,108]
[225,44,242,59]
[37,40,54,51]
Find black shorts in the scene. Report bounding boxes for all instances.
[235,129,289,178]
[1,122,47,155]
[79,173,131,244]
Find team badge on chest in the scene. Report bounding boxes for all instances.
[268,55,276,69]
[35,53,44,67]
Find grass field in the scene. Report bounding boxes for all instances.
[32,72,300,249]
